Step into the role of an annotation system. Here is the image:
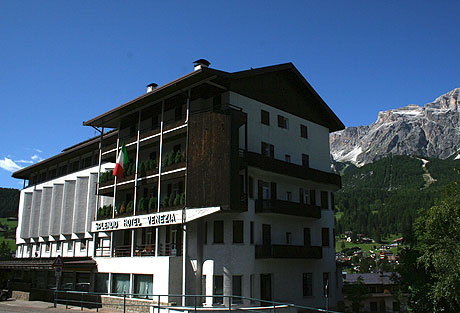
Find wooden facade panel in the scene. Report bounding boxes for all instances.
[187,112,232,209]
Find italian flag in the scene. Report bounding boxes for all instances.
[113,143,129,180]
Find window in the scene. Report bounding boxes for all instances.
[232,275,242,303]
[323,272,330,296]
[134,274,153,299]
[322,228,330,247]
[71,161,79,172]
[250,221,254,244]
[286,191,292,201]
[299,188,309,204]
[233,220,244,244]
[261,142,274,158]
[214,221,224,244]
[302,154,310,168]
[285,154,291,162]
[45,242,50,252]
[300,124,308,138]
[95,273,109,294]
[379,300,386,312]
[57,242,62,252]
[67,241,73,252]
[321,191,329,209]
[80,240,87,251]
[213,275,223,304]
[310,189,316,205]
[248,176,254,198]
[370,301,378,312]
[112,273,130,294]
[286,232,292,244]
[302,273,313,296]
[277,115,289,129]
[304,228,311,246]
[261,110,270,125]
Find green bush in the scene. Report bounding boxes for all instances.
[173,193,181,206]
[180,192,185,205]
[167,152,175,166]
[175,150,181,164]
[181,151,186,163]
[162,195,169,208]
[148,197,156,211]
[146,160,153,171]
[118,202,126,215]
[139,162,146,177]
[162,152,170,168]
[126,201,134,215]
[168,194,174,207]
[138,198,145,213]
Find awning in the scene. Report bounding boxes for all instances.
[92,206,220,232]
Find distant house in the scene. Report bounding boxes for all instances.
[343,272,407,313]
[393,237,404,245]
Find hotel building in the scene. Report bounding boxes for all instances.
[6,60,344,309]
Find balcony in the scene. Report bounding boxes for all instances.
[98,243,183,257]
[255,244,322,259]
[246,151,341,188]
[255,199,321,219]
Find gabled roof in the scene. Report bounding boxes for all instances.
[83,63,345,132]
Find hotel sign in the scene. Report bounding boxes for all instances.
[91,207,220,232]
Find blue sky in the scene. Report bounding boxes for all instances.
[1,1,459,188]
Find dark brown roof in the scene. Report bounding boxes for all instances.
[12,130,118,179]
[83,63,344,132]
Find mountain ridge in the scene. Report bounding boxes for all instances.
[330,88,460,166]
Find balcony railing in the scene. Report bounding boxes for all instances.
[255,199,321,219]
[107,243,182,257]
[255,244,322,259]
[246,151,341,187]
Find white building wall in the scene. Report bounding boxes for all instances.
[229,92,331,172]
[16,163,114,257]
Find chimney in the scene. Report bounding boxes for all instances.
[146,83,158,93]
[193,59,211,71]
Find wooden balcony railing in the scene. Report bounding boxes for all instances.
[246,151,341,188]
[255,244,322,259]
[255,199,321,219]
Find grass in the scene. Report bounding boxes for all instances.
[0,218,17,252]
[0,217,17,228]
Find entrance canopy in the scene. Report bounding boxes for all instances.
[91,206,220,232]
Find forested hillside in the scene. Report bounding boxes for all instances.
[335,155,460,239]
[0,188,19,218]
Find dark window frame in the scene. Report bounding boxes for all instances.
[302,273,313,297]
[233,220,244,244]
[261,110,270,125]
[213,221,224,244]
[300,124,308,139]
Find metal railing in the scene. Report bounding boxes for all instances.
[53,291,343,313]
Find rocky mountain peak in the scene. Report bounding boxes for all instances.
[330,88,460,166]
